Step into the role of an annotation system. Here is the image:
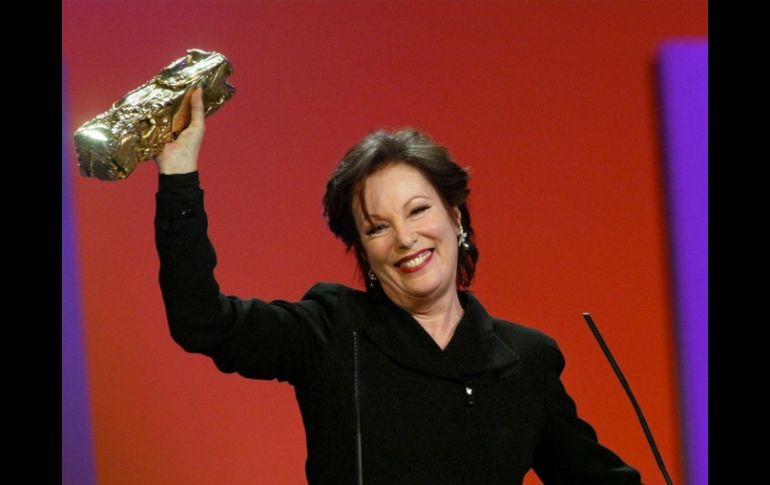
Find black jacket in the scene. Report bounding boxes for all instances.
[155,172,643,484]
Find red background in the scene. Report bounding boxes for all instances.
[62,1,707,484]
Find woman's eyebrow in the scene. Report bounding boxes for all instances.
[405,195,432,205]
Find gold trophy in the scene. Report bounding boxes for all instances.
[74,49,235,181]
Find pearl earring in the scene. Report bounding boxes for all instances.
[368,269,378,288]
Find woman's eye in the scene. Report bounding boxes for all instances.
[366,224,386,236]
[411,205,430,216]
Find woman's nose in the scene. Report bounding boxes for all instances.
[395,225,417,249]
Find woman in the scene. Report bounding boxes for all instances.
[154,88,644,484]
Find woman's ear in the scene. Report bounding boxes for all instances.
[453,206,462,229]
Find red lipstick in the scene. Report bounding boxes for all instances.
[395,249,434,273]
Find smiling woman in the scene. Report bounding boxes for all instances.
[323,129,479,293]
[355,163,465,348]
[154,95,644,483]
[321,129,480,349]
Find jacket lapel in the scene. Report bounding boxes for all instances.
[361,290,520,381]
[445,291,521,376]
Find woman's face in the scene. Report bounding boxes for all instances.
[353,163,461,307]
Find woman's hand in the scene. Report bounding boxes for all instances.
[155,87,206,174]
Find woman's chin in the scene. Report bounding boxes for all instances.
[387,275,451,301]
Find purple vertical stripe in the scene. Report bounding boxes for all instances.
[62,58,97,485]
[658,40,708,485]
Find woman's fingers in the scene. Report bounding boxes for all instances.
[175,88,205,144]
[189,87,205,130]
[154,86,206,174]
[171,87,194,135]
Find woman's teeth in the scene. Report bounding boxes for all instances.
[400,250,431,268]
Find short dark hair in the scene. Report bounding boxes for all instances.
[322,128,479,293]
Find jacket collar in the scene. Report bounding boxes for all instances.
[361,290,520,381]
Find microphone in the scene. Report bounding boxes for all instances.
[352,330,364,485]
[582,312,675,485]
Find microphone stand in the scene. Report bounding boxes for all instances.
[582,312,675,485]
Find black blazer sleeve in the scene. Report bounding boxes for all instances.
[532,338,644,484]
[154,172,335,385]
